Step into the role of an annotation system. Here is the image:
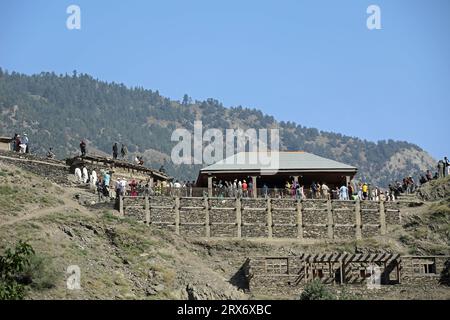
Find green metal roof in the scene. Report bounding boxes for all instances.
[200,152,357,173]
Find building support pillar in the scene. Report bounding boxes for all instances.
[119,195,124,217]
[345,175,351,186]
[251,176,258,198]
[207,176,213,198]
[149,177,154,188]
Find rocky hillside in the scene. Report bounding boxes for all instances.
[0,69,436,186]
[0,157,449,300]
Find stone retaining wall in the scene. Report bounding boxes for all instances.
[120,196,408,241]
[246,255,449,296]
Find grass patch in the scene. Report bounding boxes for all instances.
[0,185,18,196]
[21,254,59,291]
[102,211,121,223]
[157,250,174,261]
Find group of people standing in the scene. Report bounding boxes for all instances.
[11,133,29,153]
[208,179,390,202]
[73,164,156,202]
[213,180,256,198]
[74,166,111,202]
[112,143,128,160]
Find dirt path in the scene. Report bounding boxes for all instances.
[0,189,94,228]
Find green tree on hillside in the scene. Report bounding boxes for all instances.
[0,241,35,300]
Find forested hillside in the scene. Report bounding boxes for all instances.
[0,69,435,186]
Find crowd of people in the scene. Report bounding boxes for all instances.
[11,133,30,153]
[418,157,449,183]
[72,156,450,202]
[73,165,150,202]
[112,143,128,160]
[209,179,389,201]
[79,141,147,166]
[387,157,449,200]
[8,133,449,202]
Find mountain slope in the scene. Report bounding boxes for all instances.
[0,69,435,186]
[1,159,449,300]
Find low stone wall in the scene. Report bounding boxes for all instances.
[0,151,70,185]
[120,196,408,241]
[246,255,449,296]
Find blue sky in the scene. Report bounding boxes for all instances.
[0,0,449,159]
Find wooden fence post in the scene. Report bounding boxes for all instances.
[119,195,124,217]
[175,197,180,235]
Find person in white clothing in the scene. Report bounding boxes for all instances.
[339,185,349,200]
[90,170,98,192]
[82,166,89,184]
[74,167,82,183]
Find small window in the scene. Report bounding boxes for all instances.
[360,269,367,278]
[317,269,324,279]
[412,260,436,275]
[265,258,288,274]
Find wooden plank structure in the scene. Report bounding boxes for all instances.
[250,252,402,285]
[247,254,449,295]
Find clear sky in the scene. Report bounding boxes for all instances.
[0,0,449,159]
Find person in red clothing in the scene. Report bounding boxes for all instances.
[130,179,138,197]
[242,180,248,197]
